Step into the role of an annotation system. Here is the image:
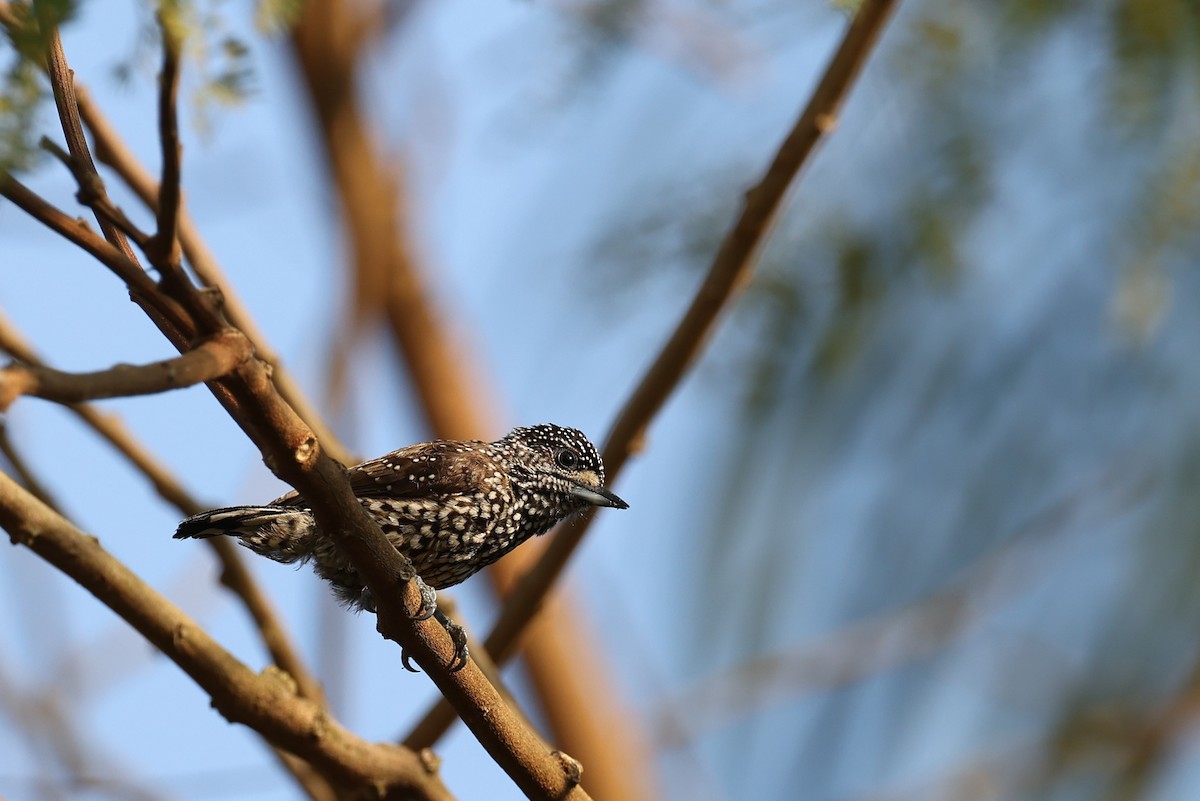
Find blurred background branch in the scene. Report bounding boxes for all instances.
[404,0,900,754]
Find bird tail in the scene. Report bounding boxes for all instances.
[174,505,314,563]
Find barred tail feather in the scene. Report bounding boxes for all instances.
[173,506,276,538]
[174,505,315,564]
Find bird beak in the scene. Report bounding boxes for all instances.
[571,484,629,509]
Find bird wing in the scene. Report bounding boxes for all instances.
[270,440,494,507]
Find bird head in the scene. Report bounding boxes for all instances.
[503,424,628,510]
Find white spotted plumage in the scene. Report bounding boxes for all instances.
[174,424,627,611]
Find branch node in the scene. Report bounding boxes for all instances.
[6,520,37,546]
[293,435,319,465]
[308,709,332,742]
[261,664,299,696]
[0,363,30,411]
[146,232,183,270]
[75,170,106,204]
[197,285,226,313]
[39,135,71,167]
[815,111,839,133]
[418,748,441,775]
[552,750,583,786]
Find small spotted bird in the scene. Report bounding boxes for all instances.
[174,424,627,668]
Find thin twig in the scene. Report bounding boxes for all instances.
[0,424,63,513]
[1,174,159,296]
[40,138,155,248]
[42,24,137,264]
[403,0,902,750]
[0,4,344,461]
[149,10,184,279]
[84,196,153,251]
[69,84,354,466]
[0,330,251,410]
[42,27,217,337]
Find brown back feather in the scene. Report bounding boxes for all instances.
[270,440,498,507]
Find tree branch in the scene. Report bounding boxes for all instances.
[41,26,215,338]
[69,87,354,466]
[15,22,598,800]
[39,136,155,250]
[403,0,902,750]
[42,18,136,264]
[0,4,349,464]
[0,437,331,801]
[287,8,658,795]
[497,0,900,676]
[0,173,160,298]
[0,422,63,513]
[0,470,454,801]
[0,330,251,410]
[0,310,327,708]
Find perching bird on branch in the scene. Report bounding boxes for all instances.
[174,424,627,670]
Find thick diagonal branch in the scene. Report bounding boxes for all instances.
[0,330,251,410]
[285,8,655,795]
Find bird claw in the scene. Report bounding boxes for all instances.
[435,609,470,672]
[401,576,437,672]
[411,575,438,621]
[400,578,468,672]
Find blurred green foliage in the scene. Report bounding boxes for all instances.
[0,1,74,171]
[0,0,284,168]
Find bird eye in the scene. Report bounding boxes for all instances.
[555,448,579,470]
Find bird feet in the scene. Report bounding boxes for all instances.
[401,577,470,673]
[410,575,438,621]
[434,608,470,672]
